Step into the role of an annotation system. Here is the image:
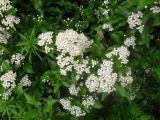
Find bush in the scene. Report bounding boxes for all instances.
[0,0,160,120]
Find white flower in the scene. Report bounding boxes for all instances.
[56,54,74,75]
[102,9,110,18]
[85,75,99,92]
[19,75,31,87]
[73,59,90,75]
[91,59,98,68]
[102,23,114,31]
[37,32,53,46]
[127,11,144,33]
[59,98,71,110]
[0,50,4,55]
[55,29,93,56]
[106,46,130,64]
[2,15,20,29]
[0,27,11,44]
[97,60,117,93]
[82,96,95,108]
[37,32,53,53]
[119,68,133,87]
[69,84,80,96]
[150,6,160,13]
[124,36,136,48]
[0,70,16,89]
[103,0,109,5]
[11,53,25,65]
[59,98,86,116]
[0,0,13,16]
[70,105,86,117]
[0,90,12,100]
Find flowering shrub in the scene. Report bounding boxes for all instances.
[0,0,160,119]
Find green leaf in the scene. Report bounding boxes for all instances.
[115,84,129,97]
[93,101,103,109]
[24,93,41,107]
[23,110,40,120]
[23,63,34,74]
[154,67,160,80]
[138,0,155,9]
[33,0,43,15]
[14,86,24,95]
[101,93,108,101]
[1,61,11,72]
[44,96,57,113]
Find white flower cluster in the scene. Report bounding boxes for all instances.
[0,49,4,55]
[0,70,16,100]
[102,0,110,19]
[37,32,54,53]
[0,26,11,44]
[0,0,20,53]
[102,23,114,31]
[57,54,90,76]
[0,90,11,100]
[106,46,130,64]
[19,75,31,87]
[0,0,13,16]
[124,36,136,48]
[119,69,133,87]
[57,29,134,117]
[150,2,160,14]
[127,11,144,33]
[0,70,16,89]
[55,29,93,57]
[85,60,117,93]
[2,15,20,29]
[11,53,25,65]
[69,84,80,96]
[82,96,95,108]
[60,98,86,117]
[55,29,92,76]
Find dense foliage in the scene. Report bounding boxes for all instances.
[0,0,160,120]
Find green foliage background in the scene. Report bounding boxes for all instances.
[0,0,160,120]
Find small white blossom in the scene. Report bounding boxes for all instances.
[127,11,144,33]
[0,90,11,100]
[2,15,20,29]
[97,60,117,93]
[70,105,86,117]
[73,59,90,75]
[106,46,130,64]
[59,98,72,110]
[124,36,136,48]
[59,98,86,117]
[37,32,53,46]
[103,0,109,5]
[0,70,16,89]
[150,6,160,13]
[19,75,31,87]
[37,32,53,53]
[55,29,93,56]
[11,53,25,65]
[0,49,4,55]
[0,0,13,16]
[102,23,114,31]
[82,96,95,108]
[69,84,80,96]
[119,69,133,87]
[0,28,11,44]
[85,75,99,92]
